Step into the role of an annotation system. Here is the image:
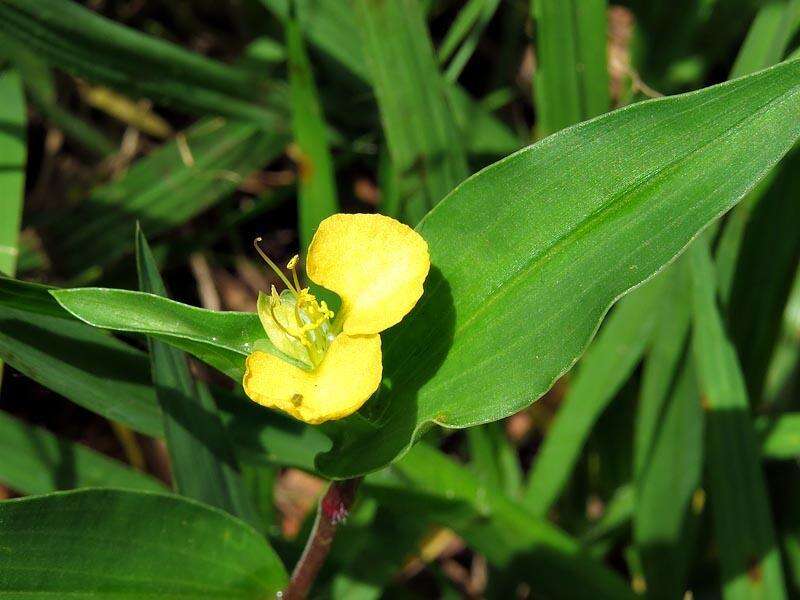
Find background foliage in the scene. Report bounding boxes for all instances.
[1,0,799,598]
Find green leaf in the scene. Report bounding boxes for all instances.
[286,16,339,253]
[353,0,469,224]
[521,275,663,516]
[727,150,800,402]
[466,422,523,500]
[51,287,265,380]
[0,306,162,436]
[729,0,800,80]
[0,67,26,277]
[0,409,164,495]
[259,0,520,158]
[689,239,788,599]
[0,0,282,125]
[136,227,260,528]
[0,488,287,598]
[45,118,287,277]
[365,444,635,599]
[758,413,800,459]
[532,0,610,136]
[438,0,502,82]
[317,58,800,479]
[633,361,704,598]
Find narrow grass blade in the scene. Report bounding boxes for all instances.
[467,422,523,499]
[532,0,610,136]
[0,306,162,436]
[45,118,287,278]
[136,227,260,528]
[730,0,800,80]
[259,0,520,158]
[286,17,339,252]
[0,0,281,125]
[522,276,664,516]
[0,488,287,598]
[0,67,27,277]
[690,239,788,599]
[366,444,635,599]
[0,409,164,495]
[353,0,468,224]
[727,150,800,403]
[634,361,704,598]
[438,0,502,82]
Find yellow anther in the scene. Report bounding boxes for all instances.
[287,255,299,270]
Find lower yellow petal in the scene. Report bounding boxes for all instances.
[306,213,430,335]
[242,333,382,424]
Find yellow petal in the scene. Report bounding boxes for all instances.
[242,333,382,424]
[306,213,430,335]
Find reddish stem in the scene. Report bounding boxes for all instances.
[281,477,362,600]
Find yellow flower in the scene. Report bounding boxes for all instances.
[243,214,430,424]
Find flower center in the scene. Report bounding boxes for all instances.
[254,238,336,367]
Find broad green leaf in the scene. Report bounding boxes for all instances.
[690,240,787,599]
[317,58,800,478]
[727,150,800,403]
[532,0,610,136]
[0,409,164,495]
[0,488,287,598]
[522,276,663,516]
[0,67,26,277]
[353,0,469,224]
[0,306,162,436]
[51,288,265,380]
[0,0,281,125]
[45,118,287,277]
[365,444,635,599]
[286,17,339,252]
[0,275,65,318]
[136,227,260,528]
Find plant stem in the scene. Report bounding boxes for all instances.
[281,477,362,600]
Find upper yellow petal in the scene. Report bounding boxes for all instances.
[242,333,382,424]
[306,213,430,335]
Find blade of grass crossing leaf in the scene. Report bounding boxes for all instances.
[0,410,164,495]
[532,0,610,137]
[0,307,162,436]
[353,0,468,225]
[286,17,339,252]
[689,239,787,599]
[0,488,287,598]
[522,276,663,516]
[136,227,260,528]
[315,58,800,479]
[0,0,282,125]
